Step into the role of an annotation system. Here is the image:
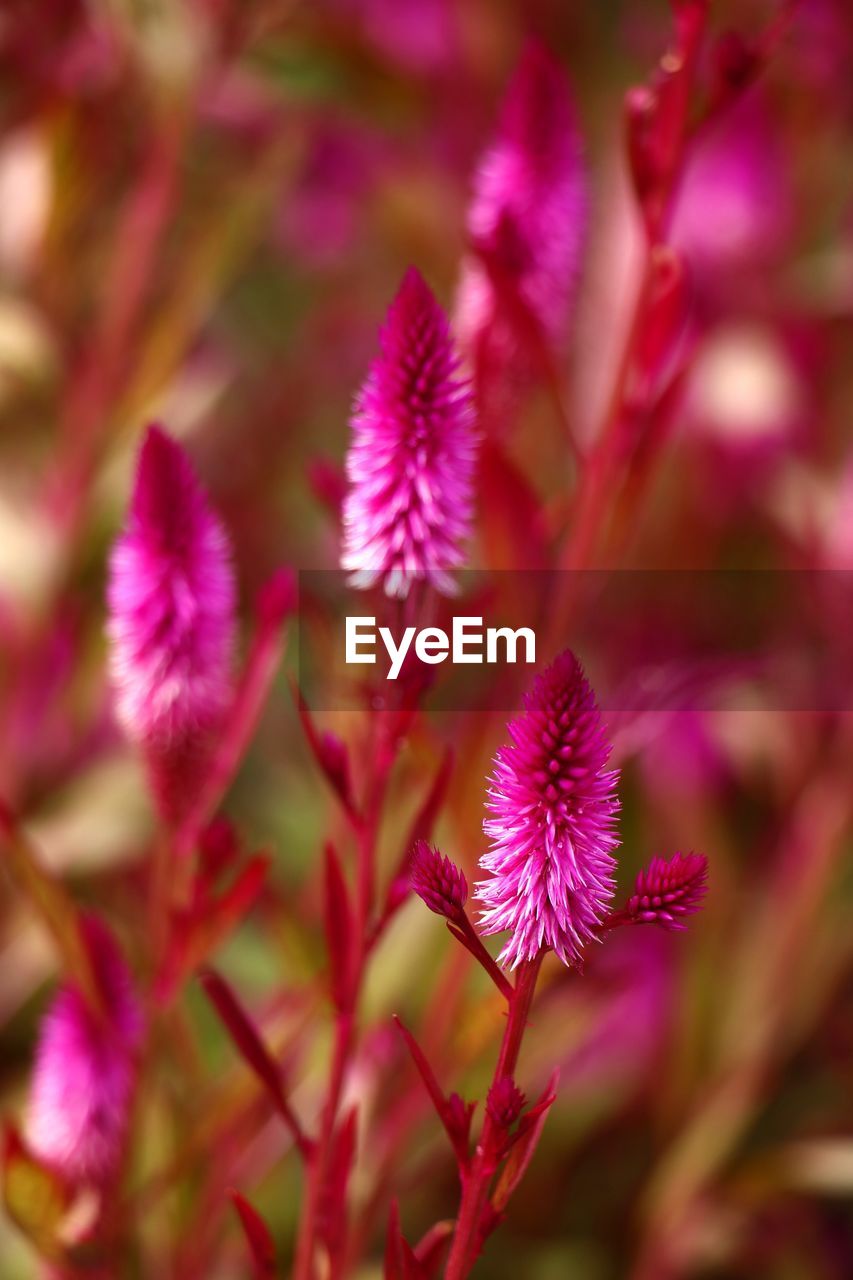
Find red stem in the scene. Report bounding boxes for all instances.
[293,716,398,1280]
[443,952,544,1280]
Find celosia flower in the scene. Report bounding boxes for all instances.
[477,651,620,969]
[341,268,477,599]
[455,40,586,384]
[671,94,790,277]
[107,425,236,814]
[26,917,142,1186]
[410,839,468,920]
[623,853,708,930]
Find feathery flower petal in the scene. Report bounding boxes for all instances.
[624,852,708,930]
[341,268,478,599]
[456,40,586,372]
[107,425,236,752]
[25,917,142,1186]
[410,839,468,919]
[477,651,620,969]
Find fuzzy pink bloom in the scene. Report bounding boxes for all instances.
[26,917,142,1186]
[671,94,790,277]
[410,839,468,919]
[477,652,620,969]
[455,40,586,374]
[624,853,708,930]
[341,268,477,599]
[107,426,236,809]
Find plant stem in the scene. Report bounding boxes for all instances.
[444,952,544,1280]
[293,715,397,1279]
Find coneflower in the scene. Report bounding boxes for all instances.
[622,853,709,930]
[107,425,237,819]
[477,651,620,969]
[341,268,477,599]
[455,40,586,392]
[25,917,142,1186]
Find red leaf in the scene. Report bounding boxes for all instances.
[384,1200,425,1280]
[393,1017,470,1164]
[491,1070,559,1213]
[413,1220,454,1276]
[324,843,355,1011]
[156,856,269,1004]
[317,1107,358,1263]
[294,685,357,819]
[381,748,454,927]
[230,1191,275,1279]
[200,969,311,1157]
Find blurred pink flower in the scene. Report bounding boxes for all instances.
[477,651,620,969]
[107,425,236,749]
[410,839,468,919]
[455,40,586,392]
[26,917,142,1186]
[622,853,708,931]
[341,268,477,599]
[671,94,791,277]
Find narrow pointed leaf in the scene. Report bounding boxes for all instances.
[413,1220,454,1275]
[384,1200,425,1280]
[324,842,355,1011]
[491,1070,559,1213]
[317,1106,358,1262]
[231,1191,275,1279]
[199,969,310,1157]
[393,1017,468,1162]
[0,804,102,1017]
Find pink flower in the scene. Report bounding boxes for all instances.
[107,426,236,813]
[623,853,708,930]
[671,94,791,278]
[26,917,143,1186]
[477,652,620,969]
[341,268,477,599]
[410,839,468,920]
[455,40,586,386]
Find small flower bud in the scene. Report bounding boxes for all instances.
[410,840,468,920]
[486,1077,526,1131]
[625,853,708,930]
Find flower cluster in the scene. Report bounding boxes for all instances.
[456,40,586,393]
[623,852,709,930]
[25,917,142,1187]
[341,268,478,598]
[477,650,620,968]
[107,425,236,818]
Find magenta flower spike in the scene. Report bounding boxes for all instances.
[455,40,586,378]
[410,839,468,920]
[624,853,709,930]
[340,268,478,599]
[477,652,620,969]
[25,917,143,1187]
[107,425,237,818]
